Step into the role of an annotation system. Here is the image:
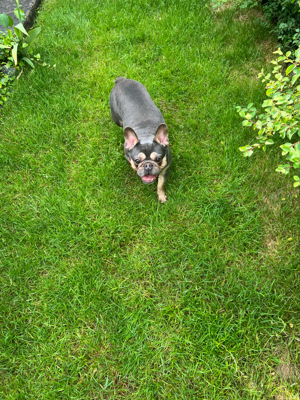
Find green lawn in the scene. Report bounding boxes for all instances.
[0,0,299,398]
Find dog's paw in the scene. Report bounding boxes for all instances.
[158,193,168,203]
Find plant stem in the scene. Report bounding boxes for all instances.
[15,0,22,24]
[291,140,300,147]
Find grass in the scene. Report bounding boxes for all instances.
[0,0,300,398]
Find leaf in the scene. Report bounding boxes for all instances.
[12,43,18,66]
[281,143,293,155]
[14,8,25,22]
[247,103,253,109]
[21,57,35,68]
[287,147,300,161]
[293,181,300,187]
[7,15,13,27]
[14,23,28,36]
[14,26,23,41]
[286,64,295,75]
[287,130,294,140]
[291,73,300,85]
[0,44,11,49]
[265,140,274,145]
[293,176,300,181]
[25,27,41,45]
[276,164,290,175]
[256,120,262,130]
[262,99,273,107]
[272,94,284,101]
[243,150,253,157]
[276,168,289,175]
[0,14,10,28]
[0,14,12,28]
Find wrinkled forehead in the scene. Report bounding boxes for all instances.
[129,142,165,159]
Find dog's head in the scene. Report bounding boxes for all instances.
[124,123,169,184]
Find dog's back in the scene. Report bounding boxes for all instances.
[109,78,165,142]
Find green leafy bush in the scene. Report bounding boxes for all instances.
[211,0,300,51]
[0,0,41,105]
[211,0,258,10]
[261,0,300,50]
[0,0,41,68]
[237,44,300,187]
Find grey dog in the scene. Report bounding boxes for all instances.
[110,77,171,203]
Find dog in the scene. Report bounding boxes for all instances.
[110,77,171,203]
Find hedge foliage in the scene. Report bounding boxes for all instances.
[261,0,300,50]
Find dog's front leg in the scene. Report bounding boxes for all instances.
[157,167,169,203]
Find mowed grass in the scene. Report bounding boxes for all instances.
[0,0,300,398]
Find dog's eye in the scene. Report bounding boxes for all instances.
[134,159,140,165]
[156,156,162,163]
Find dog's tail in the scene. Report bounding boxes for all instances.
[115,77,126,84]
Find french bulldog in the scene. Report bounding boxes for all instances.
[110,77,171,203]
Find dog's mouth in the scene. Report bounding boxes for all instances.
[141,174,158,184]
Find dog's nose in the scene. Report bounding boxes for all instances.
[144,162,153,172]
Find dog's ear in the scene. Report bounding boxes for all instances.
[124,127,139,149]
[154,123,169,146]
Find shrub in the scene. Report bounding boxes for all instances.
[211,0,300,51]
[237,43,300,187]
[0,0,41,105]
[262,0,300,50]
[0,0,41,69]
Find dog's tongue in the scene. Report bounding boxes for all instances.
[142,174,157,183]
